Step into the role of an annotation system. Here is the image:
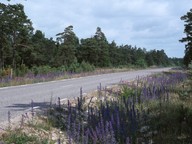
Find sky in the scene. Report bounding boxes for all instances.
[1,0,192,58]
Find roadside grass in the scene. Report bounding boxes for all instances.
[0,67,134,88]
[0,69,191,144]
[1,130,49,144]
[0,114,58,144]
[44,70,191,143]
[140,71,192,143]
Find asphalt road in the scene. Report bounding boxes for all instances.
[0,68,170,124]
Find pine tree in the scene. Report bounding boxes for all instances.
[56,25,79,66]
[180,9,192,67]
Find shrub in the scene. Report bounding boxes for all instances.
[0,67,12,78]
[188,61,192,70]
[15,64,29,77]
[135,59,147,68]
[68,61,81,73]
[58,65,67,72]
[31,65,52,75]
[80,61,95,72]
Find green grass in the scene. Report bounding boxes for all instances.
[1,130,49,144]
[143,75,192,143]
[1,70,191,144]
[0,117,55,144]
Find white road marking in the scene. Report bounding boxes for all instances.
[60,98,67,102]
[25,106,40,112]
[33,106,40,109]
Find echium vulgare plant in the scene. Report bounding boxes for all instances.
[47,72,188,144]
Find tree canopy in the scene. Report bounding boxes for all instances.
[180,9,192,67]
[0,2,181,75]
[0,3,33,69]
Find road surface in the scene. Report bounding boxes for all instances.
[0,68,170,125]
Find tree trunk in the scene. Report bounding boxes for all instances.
[12,31,16,70]
[0,44,3,70]
[0,26,4,70]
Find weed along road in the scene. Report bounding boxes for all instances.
[0,68,171,125]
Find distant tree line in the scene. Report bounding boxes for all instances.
[0,3,182,74]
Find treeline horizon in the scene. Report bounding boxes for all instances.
[0,3,182,75]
